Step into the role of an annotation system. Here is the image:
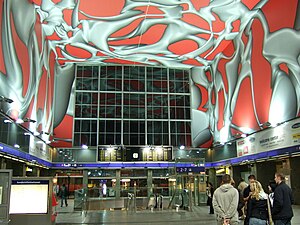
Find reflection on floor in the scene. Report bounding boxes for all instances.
[55,199,300,225]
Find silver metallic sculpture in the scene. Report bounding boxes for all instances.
[1,0,299,147]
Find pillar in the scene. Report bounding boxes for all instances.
[147,169,153,197]
[22,164,26,177]
[83,170,88,189]
[115,169,121,199]
[36,167,40,177]
[0,158,6,169]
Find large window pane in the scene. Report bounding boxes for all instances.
[75,65,191,148]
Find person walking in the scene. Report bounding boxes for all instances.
[247,181,268,225]
[59,184,68,207]
[212,174,239,225]
[207,182,214,214]
[272,172,294,225]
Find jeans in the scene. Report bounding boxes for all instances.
[274,219,291,225]
[249,217,267,225]
[61,196,68,207]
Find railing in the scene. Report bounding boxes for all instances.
[74,187,193,212]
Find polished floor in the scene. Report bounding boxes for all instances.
[55,200,300,225]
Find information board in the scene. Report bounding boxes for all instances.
[9,180,49,214]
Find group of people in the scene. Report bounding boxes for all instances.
[208,172,293,225]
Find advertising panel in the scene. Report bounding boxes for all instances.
[237,118,300,157]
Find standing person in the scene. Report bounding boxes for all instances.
[243,175,256,225]
[212,174,239,225]
[206,182,214,214]
[247,181,268,225]
[272,172,294,225]
[268,180,277,207]
[59,184,68,207]
[238,178,248,193]
[237,178,248,219]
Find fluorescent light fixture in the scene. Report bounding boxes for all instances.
[121,179,130,182]
[15,118,24,124]
[155,147,163,154]
[4,119,12,123]
[143,147,150,153]
[33,131,40,136]
[216,168,225,174]
[26,167,33,172]
[0,96,13,103]
[81,144,88,149]
[107,147,114,152]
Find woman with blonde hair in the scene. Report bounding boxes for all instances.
[247,181,268,225]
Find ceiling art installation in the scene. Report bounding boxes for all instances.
[34,0,264,67]
[0,0,299,148]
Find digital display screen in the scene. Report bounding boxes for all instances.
[9,180,49,214]
[176,166,205,173]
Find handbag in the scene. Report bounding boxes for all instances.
[266,195,274,225]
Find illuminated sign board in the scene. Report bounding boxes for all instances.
[9,180,49,214]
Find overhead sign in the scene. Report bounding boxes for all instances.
[176,166,205,174]
[237,118,300,157]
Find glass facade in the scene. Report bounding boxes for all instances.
[74,65,191,147]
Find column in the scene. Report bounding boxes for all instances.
[116,169,121,199]
[36,167,40,177]
[22,164,26,177]
[83,170,88,189]
[147,169,153,197]
[0,158,6,169]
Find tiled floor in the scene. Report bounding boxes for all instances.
[55,200,300,225]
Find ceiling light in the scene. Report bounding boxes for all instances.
[4,119,12,123]
[14,144,20,149]
[82,144,88,149]
[15,118,24,124]
[107,147,114,152]
[33,131,40,136]
[0,96,13,103]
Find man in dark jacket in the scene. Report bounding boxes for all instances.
[272,172,294,225]
[243,174,256,225]
[59,184,68,207]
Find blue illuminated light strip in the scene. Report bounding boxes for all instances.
[2,142,299,169]
[0,143,52,167]
[52,162,208,168]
